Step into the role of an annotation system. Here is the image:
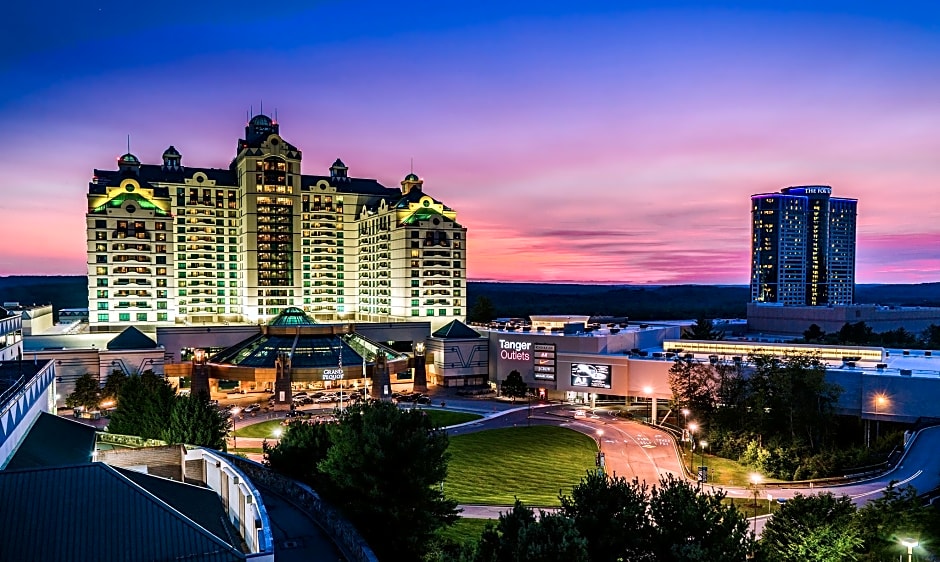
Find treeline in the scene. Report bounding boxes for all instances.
[802,321,940,350]
[669,353,895,480]
[0,276,87,319]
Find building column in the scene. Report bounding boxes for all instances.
[412,341,428,393]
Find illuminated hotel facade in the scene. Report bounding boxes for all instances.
[86,115,467,332]
[750,185,857,306]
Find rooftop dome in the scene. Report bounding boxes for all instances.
[268,307,317,327]
[118,153,140,164]
[249,114,273,127]
[404,173,419,182]
[162,146,180,157]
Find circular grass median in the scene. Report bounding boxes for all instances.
[423,409,482,427]
[445,425,597,506]
[234,419,284,438]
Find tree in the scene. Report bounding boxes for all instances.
[759,493,861,562]
[922,324,940,349]
[468,296,497,324]
[473,500,589,562]
[838,322,873,345]
[162,391,228,450]
[647,475,752,561]
[101,369,128,403]
[106,371,176,440]
[668,357,717,419]
[501,370,528,402]
[682,316,724,340]
[65,373,100,411]
[559,471,653,562]
[318,401,458,561]
[855,484,940,561]
[803,324,826,343]
[264,420,333,488]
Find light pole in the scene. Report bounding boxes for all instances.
[643,385,654,424]
[698,440,708,487]
[749,473,762,536]
[688,422,698,475]
[900,538,918,562]
[272,427,282,440]
[595,429,605,473]
[875,393,887,442]
[230,407,241,451]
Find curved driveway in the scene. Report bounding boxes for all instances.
[450,404,940,524]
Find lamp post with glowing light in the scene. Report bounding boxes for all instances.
[688,422,698,475]
[272,427,282,440]
[901,538,918,562]
[230,407,241,451]
[875,393,887,442]
[698,440,708,487]
[749,473,762,536]
[643,385,654,424]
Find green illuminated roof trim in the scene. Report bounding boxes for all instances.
[401,207,446,225]
[93,192,169,216]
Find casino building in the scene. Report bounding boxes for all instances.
[750,185,857,306]
[86,115,467,332]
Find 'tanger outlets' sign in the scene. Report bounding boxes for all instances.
[498,339,531,361]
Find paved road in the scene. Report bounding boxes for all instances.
[448,403,940,534]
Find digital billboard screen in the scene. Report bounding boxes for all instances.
[570,363,612,389]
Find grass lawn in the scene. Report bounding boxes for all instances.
[446,425,597,506]
[234,420,284,438]
[424,409,482,427]
[681,450,783,487]
[230,447,264,454]
[438,518,491,547]
[724,497,774,518]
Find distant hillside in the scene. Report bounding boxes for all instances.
[3,276,940,323]
[0,276,87,319]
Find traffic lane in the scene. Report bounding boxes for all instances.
[720,425,940,505]
[568,418,686,486]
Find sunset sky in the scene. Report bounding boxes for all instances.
[3,1,940,284]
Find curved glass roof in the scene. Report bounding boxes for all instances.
[268,307,317,327]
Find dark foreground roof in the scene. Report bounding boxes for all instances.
[116,468,242,550]
[432,320,481,339]
[0,463,245,562]
[4,411,96,470]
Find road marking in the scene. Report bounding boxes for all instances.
[850,470,922,500]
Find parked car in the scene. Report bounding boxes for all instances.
[414,396,431,405]
[243,404,261,414]
[293,391,309,399]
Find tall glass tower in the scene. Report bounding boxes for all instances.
[750,186,857,306]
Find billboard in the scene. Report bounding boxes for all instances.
[497,338,556,381]
[570,363,611,389]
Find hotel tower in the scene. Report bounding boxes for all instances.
[750,185,857,306]
[86,115,467,331]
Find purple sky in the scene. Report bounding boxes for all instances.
[2,2,940,284]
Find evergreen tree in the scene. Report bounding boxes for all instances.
[473,500,589,562]
[106,371,176,440]
[264,420,333,488]
[647,475,752,561]
[759,493,861,562]
[803,323,826,343]
[682,316,724,340]
[559,471,653,562]
[65,373,100,411]
[855,484,940,561]
[319,401,458,561]
[468,296,497,324]
[162,391,228,450]
[101,370,128,403]
[500,370,528,402]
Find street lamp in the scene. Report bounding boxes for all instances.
[698,440,708,487]
[595,429,605,473]
[272,427,283,440]
[687,422,698,474]
[230,407,241,451]
[749,473,763,536]
[643,385,654,424]
[875,393,888,442]
[900,538,918,562]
